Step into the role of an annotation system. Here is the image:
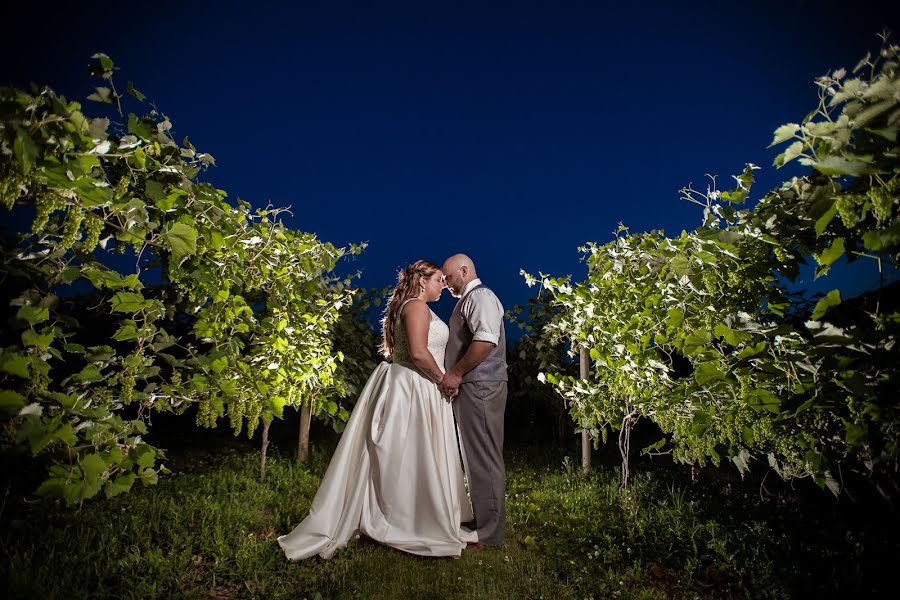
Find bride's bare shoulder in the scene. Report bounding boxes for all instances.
[400,298,429,319]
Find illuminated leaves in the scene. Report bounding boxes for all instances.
[525,38,900,489]
[769,123,799,146]
[162,222,198,265]
[0,53,361,505]
[13,128,39,172]
[811,289,841,321]
[0,352,31,379]
[109,292,152,313]
[0,389,26,414]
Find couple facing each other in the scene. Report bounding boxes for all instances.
[278,253,507,560]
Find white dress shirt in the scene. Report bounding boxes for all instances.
[458,278,504,346]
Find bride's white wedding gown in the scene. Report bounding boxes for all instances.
[278,301,477,559]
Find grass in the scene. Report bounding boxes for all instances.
[1,432,896,599]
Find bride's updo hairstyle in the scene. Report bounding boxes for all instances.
[380,260,441,358]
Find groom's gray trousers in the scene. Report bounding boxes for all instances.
[454,380,507,545]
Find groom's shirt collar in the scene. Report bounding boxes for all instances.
[461,278,482,297]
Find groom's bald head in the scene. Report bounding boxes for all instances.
[443,253,475,274]
[442,254,477,297]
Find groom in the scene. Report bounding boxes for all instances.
[439,254,508,547]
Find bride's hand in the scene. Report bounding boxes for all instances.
[438,379,456,402]
[439,370,462,402]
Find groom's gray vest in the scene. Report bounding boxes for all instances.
[445,284,508,383]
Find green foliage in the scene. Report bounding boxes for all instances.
[524,36,900,494]
[311,287,386,432]
[0,55,361,504]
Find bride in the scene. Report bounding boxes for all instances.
[278,260,477,559]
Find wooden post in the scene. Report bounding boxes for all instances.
[297,402,312,463]
[580,346,591,474]
[259,420,270,481]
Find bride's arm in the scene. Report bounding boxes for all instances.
[401,300,445,385]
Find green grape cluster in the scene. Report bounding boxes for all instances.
[671,444,690,465]
[751,413,775,446]
[113,176,130,200]
[228,398,245,436]
[95,387,114,407]
[81,212,104,252]
[58,208,85,252]
[32,193,67,233]
[681,433,720,467]
[0,174,21,210]
[244,400,262,438]
[31,365,50,394]
[702,270,718,294]
[845,394,865,422]
[661,408,718,467]
[118,372,135,404]
[195,396,219,428]
[650,406,674,433]
[801,407,826,431]
[868,186,895,224]
[720,404,754,448]
[835,194,864,228]
[737,373,752,400]
[751,412,802,462]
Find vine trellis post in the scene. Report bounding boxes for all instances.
[297,400,313,463]
[579,347,591,474]
[259,421,270,480]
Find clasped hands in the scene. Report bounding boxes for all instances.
[439,370,462,402]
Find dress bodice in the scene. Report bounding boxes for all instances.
[392,300,448,372]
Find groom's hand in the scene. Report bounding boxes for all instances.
[440,371,462,402]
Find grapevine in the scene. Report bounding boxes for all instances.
[523,37,900,495]
[0,54,361,505]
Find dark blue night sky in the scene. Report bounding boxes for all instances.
[3,0,897,324]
